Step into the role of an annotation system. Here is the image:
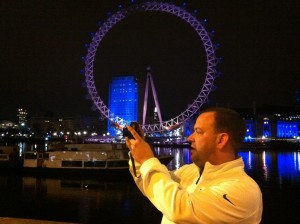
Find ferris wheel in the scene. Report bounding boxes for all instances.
[83,1,219,133]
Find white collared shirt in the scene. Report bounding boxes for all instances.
[129,157,263,224]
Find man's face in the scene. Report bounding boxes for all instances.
[187,112,218,168]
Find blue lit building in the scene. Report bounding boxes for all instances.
[239,105,300,141]
[107,76,138,136]
[263,117,272,138]
[244,117,300,140]
[277,120,299,138]
[244,119,256,141]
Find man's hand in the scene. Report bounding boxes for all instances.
[125,125,154,164]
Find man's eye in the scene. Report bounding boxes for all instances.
[195,128,202,134]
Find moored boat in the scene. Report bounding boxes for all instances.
[0,145,22,170]
[22,147,173,179]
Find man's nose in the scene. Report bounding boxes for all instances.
[187,133,194,142]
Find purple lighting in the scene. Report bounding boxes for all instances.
[84,1,219,133]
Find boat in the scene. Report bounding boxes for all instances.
[0,145,22,171]
[22,146,173,179]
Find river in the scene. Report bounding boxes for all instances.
[0,144,300,223]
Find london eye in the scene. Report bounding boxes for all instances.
[83,1,219,133]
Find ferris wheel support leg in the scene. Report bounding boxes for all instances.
[142,74,150,127]
[149,72,163,127]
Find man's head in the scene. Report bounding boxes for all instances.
[187,107,246,168]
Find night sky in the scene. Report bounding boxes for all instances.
[1,0,299,121]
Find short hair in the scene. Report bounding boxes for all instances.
[201,107,246,150]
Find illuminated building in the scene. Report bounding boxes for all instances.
[263,117,271,138]
[244,119,256,141]
[17,108,28,126]
[241,105,300,140]
[107,76,138,136]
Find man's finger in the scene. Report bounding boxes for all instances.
[127,125,142,140]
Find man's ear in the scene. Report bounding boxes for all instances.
[217,133,229,148]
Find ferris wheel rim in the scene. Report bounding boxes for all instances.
[84,1,218,133]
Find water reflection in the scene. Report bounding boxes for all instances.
[155,147,300,186]
[11,142,300,186]
[2,145,300,223]
[154,147,191,170]
[277,151,300,185]
[18,176,159,223]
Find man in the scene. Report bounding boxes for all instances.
[125,107,263,223]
